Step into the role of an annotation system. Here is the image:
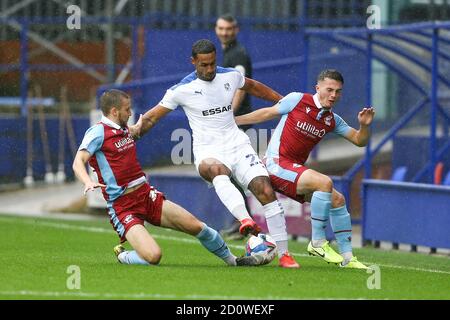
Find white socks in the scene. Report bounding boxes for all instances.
[342,251,353,262]
[263,200,289,257]
[223,254,237,266]
[212,175,251,221]
[312,239,327,247]
[118,250,150,265]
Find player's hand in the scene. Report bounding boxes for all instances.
[129,114,143,139]
[83,181,106,195]
[358,107,375,126]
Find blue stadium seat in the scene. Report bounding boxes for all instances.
[443,171,450,186]
[391,166,408,181]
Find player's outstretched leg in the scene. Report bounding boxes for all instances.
[212,175,261,236]
[160,199,266,266]
[114,224,162,265]
[220,177,253,240]
[199,160,261,237]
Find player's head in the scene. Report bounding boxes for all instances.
[100,89,131,127]
[315,69,344,109]
[215,14,239,47]
[191,39,217,82]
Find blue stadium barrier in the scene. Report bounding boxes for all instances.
[362,179,450,249]
[0,116,89,183]
[135,109,191,166]
[389,166,408,250]
[0,97,55,107]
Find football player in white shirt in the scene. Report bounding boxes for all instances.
[132,39,299,268]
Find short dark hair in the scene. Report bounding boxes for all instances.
[192,39,216,58]
[317,69,344,84]
[100,89,129,115]
[217,14,238,26]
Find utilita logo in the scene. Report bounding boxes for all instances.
[115,136,134,149]
[296,121,326,138]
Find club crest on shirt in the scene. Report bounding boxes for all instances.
[150,189,157,202]
[224,83,231,91]
[324,115,333,126]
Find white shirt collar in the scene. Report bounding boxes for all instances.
[313,93,333,111]
[313,93,333,120]
[101,115,121,129]
[313,93,324,109]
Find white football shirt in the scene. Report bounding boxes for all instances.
[160,67,251,153]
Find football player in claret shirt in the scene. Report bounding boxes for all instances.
[72,89,268,267]
[236,70,375,269]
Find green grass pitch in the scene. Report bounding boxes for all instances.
[0,214,449,300]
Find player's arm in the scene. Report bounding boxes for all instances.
[72,150,106,195]
[231,89,247,113]
[235,105,280,125]
[236,92,301,125]
[241,77,283,103]
[130,104,172,139]
[231,65,248,112]
[342,107,375,147]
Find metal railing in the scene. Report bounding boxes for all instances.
[0,0,372,40]
[305,21,450,207]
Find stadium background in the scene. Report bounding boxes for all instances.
[0,0,449,257]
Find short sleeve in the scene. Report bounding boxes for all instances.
[277,92,303,115]
[333,113,351,136]
[235,69,245,89]
[79,124,104,155]
[160,88,179,110]
[234,65,246,76]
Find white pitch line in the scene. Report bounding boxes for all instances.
[0,290,366,300]
[361,261,450,275]
[0,290,177,299]
[1,216,450,275]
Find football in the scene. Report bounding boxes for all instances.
[245,233,277,264]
